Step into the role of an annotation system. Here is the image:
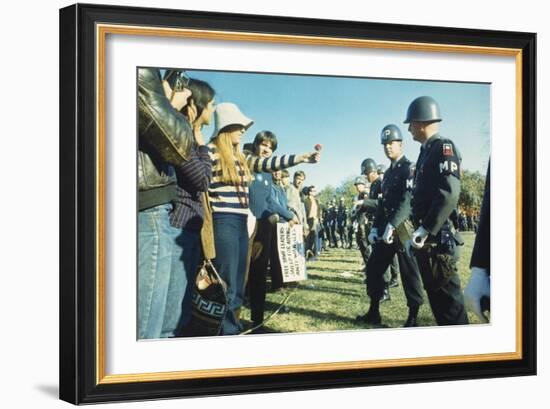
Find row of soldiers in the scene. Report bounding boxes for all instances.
[320,198,352,249]
[351,96,472,327]
[317,164,382,251]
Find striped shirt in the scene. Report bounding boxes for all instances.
[207,143,297,217]
[169,145,212,230]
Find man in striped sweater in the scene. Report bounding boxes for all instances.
[245,130,322,331]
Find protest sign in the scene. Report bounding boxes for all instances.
[276,223,307,283]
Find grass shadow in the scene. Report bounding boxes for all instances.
[308,266,363,275]
[306,272,364,285]
[295,284,362,298]
[264,301,359,325]
[315,257,362,265]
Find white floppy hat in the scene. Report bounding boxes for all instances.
[211,102,254,139]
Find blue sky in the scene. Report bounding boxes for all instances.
[187,69,491,190]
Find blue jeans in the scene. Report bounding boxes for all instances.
[138,203,180,339]
[161,229,200,337]
[212,213,249,335]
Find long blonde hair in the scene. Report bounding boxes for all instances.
[211,132,252,184]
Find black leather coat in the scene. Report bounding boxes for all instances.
[137,68,194,210]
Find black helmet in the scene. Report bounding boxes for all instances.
[361,158,377,175]
[377,164,386,174]
[380,124,403,144]
[354,176,367,186]
[404,96,442,124]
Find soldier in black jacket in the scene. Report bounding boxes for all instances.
[405,96,469,326]
[358,158,391,302]
[359,158,381,265]
[327,199,338,247]
[356,125,424,326]
[464,161,490,322]
[351,176,370,264]
[336,197,348,248]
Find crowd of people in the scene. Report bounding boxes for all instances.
[137,67,491,339]
[138,68,320,338]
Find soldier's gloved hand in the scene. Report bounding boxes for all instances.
[367,228,379,244]
[411,226,429,249]
[382,223,395,244]
[464,267,490,323]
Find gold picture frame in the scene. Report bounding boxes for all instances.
[60,3,536,404]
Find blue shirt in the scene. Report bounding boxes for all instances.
[249,172,294,221]
[249,172,274,219]
[270,183,294,221]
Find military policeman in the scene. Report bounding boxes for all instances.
[336,197,348,248]
[327,199,338,247]
[464,161,490,322]
[351,176,369,264]
[359,158,380,263]
[358,158,391,302]
[356,125,425,326]
[377,160,401,290]
[374,163,399,289]
[405,96,469,326]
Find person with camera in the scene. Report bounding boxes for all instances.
[164,78,216,337]
[137,68,195,339]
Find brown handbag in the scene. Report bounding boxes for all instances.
[200,192,216,260]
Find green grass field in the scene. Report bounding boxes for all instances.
[240,231,481,334]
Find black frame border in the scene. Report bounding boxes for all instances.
[59,3,536,404]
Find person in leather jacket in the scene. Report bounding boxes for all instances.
[138,68,194,210]
[137,68,195,339]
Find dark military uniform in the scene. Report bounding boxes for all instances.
[353,192,370,263]
[363,177,382,215]
[336,205,348,248]
[347,212,355,249]
[359,178,382,264]
[469,162,490,313]
[411,134,469,325]
[319,206,329,251]
[366,156,424,307]
[361,178,389,283]
[470,163,490,271]
[327,205,338,247]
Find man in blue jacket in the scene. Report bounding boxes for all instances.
[247,131,319,332]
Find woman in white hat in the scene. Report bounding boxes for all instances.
[208,103,320,335]
[207,103,256,335]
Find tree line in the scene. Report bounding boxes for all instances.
[317,169,486,215]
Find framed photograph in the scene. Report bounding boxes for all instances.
[59,3,536,404]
